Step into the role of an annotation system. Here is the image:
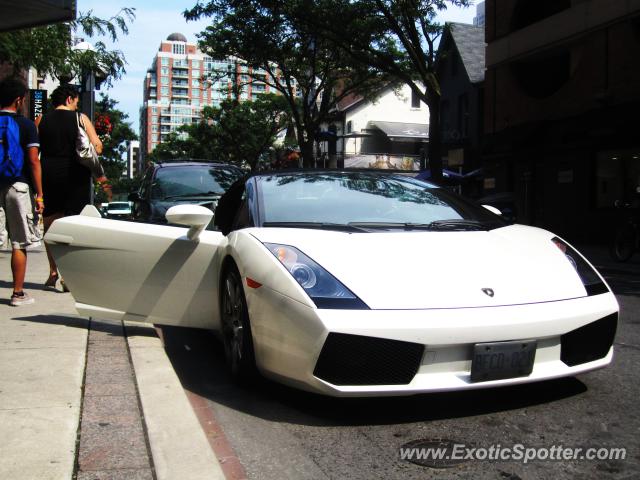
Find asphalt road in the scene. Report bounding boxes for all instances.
[160,263,640,480]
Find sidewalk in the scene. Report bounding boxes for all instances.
[0,247,225,480]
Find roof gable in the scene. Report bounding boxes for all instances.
[446,22,486,84]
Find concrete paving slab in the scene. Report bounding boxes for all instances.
[125,321,225,480]
[0,406,79,480]
[0,248,86,480]
[0,348,85,410]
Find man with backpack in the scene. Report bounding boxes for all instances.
[0,77,44,306]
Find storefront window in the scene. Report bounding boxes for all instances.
[596,149,640,208]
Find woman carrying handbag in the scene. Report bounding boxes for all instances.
[36,84,112,290]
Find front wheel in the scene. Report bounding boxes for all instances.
[220,267,257,381]
[610,224,637,262]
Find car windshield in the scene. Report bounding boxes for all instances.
[257,172,506,230]
[151,165,242,200]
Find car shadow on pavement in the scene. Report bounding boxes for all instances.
[159,325,588,427]
[10,315,156,338]
[11,314,88,329]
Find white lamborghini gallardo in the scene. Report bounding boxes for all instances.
[45,170,618,396]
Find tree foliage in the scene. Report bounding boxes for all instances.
[184,0,391,167]
[0,8,135,86]
[281,0,471,179]
[149,93,289,171]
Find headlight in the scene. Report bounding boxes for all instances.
[264,243,369,309]
[552,237,609,296]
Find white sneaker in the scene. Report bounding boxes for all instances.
[10,292,35,307]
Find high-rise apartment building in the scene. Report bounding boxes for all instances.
[140,33,278,160]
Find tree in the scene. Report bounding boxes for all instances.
[0,8,135,85]
[184,0,391,167]
[294,0,471,180]
[93,94,137,200]
[149,93,289,171]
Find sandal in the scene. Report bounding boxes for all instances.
[44,272,59,288]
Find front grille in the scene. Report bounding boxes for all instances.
[313,333,424,386]
[561,313,618,367]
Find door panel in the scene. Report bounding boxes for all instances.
[45,214,225,329]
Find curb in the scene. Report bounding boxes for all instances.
[124,321,225,480]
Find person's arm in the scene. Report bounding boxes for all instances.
[78,113,111,200]
[27,146,44,214]
[80,113,103,155]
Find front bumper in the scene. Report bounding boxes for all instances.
[247,287,618,397]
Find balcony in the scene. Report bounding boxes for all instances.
[171,69,189,78]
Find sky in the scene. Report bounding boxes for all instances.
[78,0,478,135]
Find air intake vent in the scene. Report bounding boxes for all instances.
[561,313,617,367]
[314,333,424,386]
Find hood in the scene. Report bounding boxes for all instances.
[250,225,589,309]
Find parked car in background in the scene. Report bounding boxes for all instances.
[105,201,132,220]
[129,161,244,226]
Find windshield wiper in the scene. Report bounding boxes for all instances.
[348,220,488,231]
[425,219,487,231]
[262,221,368,232]
[163,191,223,200]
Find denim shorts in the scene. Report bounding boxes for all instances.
[0,182,42,250]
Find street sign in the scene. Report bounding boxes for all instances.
[29,89,47,122]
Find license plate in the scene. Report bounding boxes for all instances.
[470,340,537,382]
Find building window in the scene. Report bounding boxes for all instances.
[161,57,169,66]
[510,48,571,99]
[192,88,201,97]
[441,100,450,138]
[152,125,158,132]
[192,60,200,68]
[457,93,469,138]
[511,0,571,32]
[161,67,169,75]
[192,98,200,106]
[161,87,169,95]
[411,89,421,109]
[161,76,169,85]
[152,107,158,113]
[172,43,185,55]
[192,78,200,87]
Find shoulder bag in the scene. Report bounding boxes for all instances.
[76,113,105,179]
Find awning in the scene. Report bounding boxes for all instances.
[0,0,76,32]
[370,121,429,141]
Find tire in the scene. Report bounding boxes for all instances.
[610,224,637,262]
[220,266,257,381]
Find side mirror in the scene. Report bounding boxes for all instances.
[165,204,213,240]
[482,204,502,216]
[128,192,140,202]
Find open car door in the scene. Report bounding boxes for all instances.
[45,206,225,329]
